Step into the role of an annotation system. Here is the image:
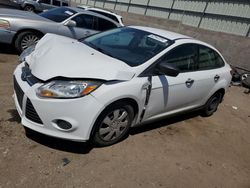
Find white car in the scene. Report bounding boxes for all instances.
[77,5,124,26]
[13,26,232,146]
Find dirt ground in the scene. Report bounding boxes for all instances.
[0,42,250,188]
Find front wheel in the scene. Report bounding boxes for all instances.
[92,102,134,146]
[24,5,35,12]
[14,31,41,53]
[201,92,222,117]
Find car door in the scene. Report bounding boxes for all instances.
[143,43,217,120]
[60,14,99,39]
[195,44,226,104]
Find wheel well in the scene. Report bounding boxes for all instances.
[12,29,44,45]
[215,88,225,103]
[110,98,139,118]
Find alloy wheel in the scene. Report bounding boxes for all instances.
[21,34,39,50]
[99,109,129,141]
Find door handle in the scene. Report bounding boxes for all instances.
[185,78,194,88]
[214,75,220,82]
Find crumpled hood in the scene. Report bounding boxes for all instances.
[0,8,50,22]
[26,34,135,81]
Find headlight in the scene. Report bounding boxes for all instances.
[19,44,36,63]
[0,19,10,29]
[36,80,102,98]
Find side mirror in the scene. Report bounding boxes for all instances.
[64,20,76,27]
[155,63,180,77]
[37,0,41,3]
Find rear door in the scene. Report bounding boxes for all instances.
[195,44,226,104]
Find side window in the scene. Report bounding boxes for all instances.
[160,44,197,72]
[97,18,116,31]
[40,0,50,4]
[71,14,95,30]
[62,2,68,6]
[198,45,225,70]
[89,10,119,23]
[52,0,60,6]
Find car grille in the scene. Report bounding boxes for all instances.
[25,98,43,124]
[13,76,24,110]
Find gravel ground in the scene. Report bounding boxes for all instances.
[0,42,250,187]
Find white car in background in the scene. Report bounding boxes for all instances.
[77,5,124,26]
[13,26,232,146]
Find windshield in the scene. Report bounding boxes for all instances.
[82,27,172,67]
[39,7,76,22]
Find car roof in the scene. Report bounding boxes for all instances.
[130,26,219,52]
[130,26,191,41]
[87,7,122,18]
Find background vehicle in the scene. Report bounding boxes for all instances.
[77,5,124,26]
[0,0,21,9]
[0,7,120,52]
[10,0,69,12]
[14,27,232,146]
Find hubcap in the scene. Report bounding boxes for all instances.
[25,6,34,11]
[21,34,39,50]
[99,109,129,141]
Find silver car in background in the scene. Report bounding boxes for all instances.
[0,7,121,52]
[11,0,69,12]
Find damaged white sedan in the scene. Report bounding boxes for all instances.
[13,26,232,146]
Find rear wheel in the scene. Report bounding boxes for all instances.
[201,92,222,117]
[24,5,35,12]
[92,102,134,146]
[14,31,41,52]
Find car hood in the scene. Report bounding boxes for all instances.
[0,8,50,22]
[26,34,135,81]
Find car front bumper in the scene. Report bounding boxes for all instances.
[0,29,16,44]
[13,63,105,141]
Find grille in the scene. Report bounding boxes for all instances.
[25,98,43,124]
[13,76,24,110]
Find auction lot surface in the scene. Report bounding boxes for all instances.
[0,44,250,188]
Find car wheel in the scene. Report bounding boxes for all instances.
[15,31,41,53]
[201,92,222,117]
[24,5,35,12]
[92,102,134,146]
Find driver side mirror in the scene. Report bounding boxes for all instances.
[155,63,180,77]
[64,20,76,27]
[37,0,42,3]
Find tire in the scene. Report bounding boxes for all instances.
[14,31,41,53]
[92,102,134,146]
[24,5,35,12]
[201,92,222,117]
